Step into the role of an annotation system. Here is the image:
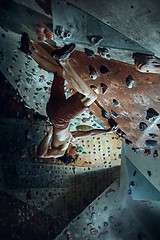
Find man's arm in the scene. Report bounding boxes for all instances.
[72,128,115,138]
[39,149,65,158]
[37,126,66,158]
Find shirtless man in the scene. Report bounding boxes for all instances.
[20,32,114,163]
[37,72,113,160]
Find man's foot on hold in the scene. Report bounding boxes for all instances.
[19,32,32,55]
[52,43,75,61]
[133,52,160,73]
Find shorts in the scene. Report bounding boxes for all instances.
[46,74,86,129]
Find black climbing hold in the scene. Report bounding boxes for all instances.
[126,75,134,88]
[146,108,159,121]
[129,181,135,187]
[133,170,137,176]
[100,83,108,93]
[153,150,158,157]
[118,154,121,159]
[128,188,132,195]
[101,110,118,129]
[149,133,158,138]
[147,170,152,177]
[132,148,140,153]
[89,65,97,80]
[111,110,118,118]
[87,35,103,45]
[145,140,157,148]
[139,122,148,131]
[108,118,118,128]
[97,47,109,57]
[55,25,63,37]
[101,110,110,119]
[105,188,115,197]
[15,79,21,83]
[113,99,119,106]
[104,222,108,227]
[100,65,109,74]
[36,88,42,91]
[125,139,132,145]
[120,132,126,139]
[84,48,95,57]
[63,30,71,39]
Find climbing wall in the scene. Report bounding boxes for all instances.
[0,117,120,238]
[62,52,160,150]
[0,14,122,167]
[51,0,160,151]
[52,0,152,63]
[55,180,152,240]
[124,144,160,200]
[1,0,159,155]
[74,134,121,167]
[55,143,160,239]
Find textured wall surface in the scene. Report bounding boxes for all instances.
[67,0,160,57]
[63,52,160,149]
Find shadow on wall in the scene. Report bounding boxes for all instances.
[0,71,28,119]
[44,166,120,221]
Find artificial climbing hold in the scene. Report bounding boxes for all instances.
[89,65,97,80]
[146,108,159,121]
[111,110,118,118]
[126,75,134,88]
[145,140,157,148]
[87,35,103,45]
[139,122,148,131]
[125,139,132,145]
[148,133,158,138]
[102,110,110,119]
[113,99,119,107]
[84,48,95,57]
[100,65,109,74]
[101,83,108,93]
[97,47,109,58]
[108,118,118,129]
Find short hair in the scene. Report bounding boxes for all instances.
[59,152,78,165]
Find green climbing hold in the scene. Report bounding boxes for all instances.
[76,146,84,152]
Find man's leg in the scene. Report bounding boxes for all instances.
[31,43,97,106]
[49,73,66,101]
[46,73,67,122]
[31,41,58,63]
[20,33,65,76]
[29,42,63,76]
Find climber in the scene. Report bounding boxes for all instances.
[37,71,114,163]
[20,32,114,164]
